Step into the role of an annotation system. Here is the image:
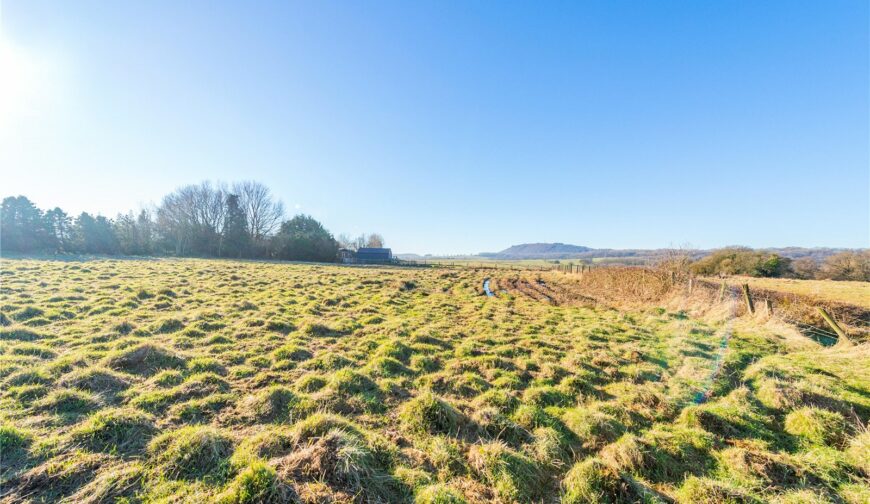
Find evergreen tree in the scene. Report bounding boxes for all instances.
[222,194,249,258]
[270,215,338,262]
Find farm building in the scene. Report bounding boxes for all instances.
[338,247,393,264]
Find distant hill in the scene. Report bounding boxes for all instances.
[476,243,851,262]
[493,243,593,258]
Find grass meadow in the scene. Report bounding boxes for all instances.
[0,258,868,503]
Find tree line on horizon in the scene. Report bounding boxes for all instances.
[0,181,385,262]
[688,247,870,282]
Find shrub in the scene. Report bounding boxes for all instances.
[691,248,791,278]
[71,407,156,453]
[148,426,234,480]
[818,250,870,281]
[469,441,544,502]
[784,407,847,447]
[399,391,461,435]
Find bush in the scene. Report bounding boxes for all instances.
[691,248,791,278]
[784,407,847,447]
[818,251,870,281]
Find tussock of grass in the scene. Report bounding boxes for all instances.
[415,483,467,503]
[784,407,848,447]
[230,426,296,467]
[400,391,462,435]
[561,406,624,451]
[239,386,304,423]
[275,428,402,502]
[469,441,544,502]
[0,424,32,466]
[845,430,869,475]
[104,343,186,375]
[561,457,632,504]
[148,425,234,480]
[34,388,99,416]
[71,407,156,453]
[59,366,131,395]
[66,460,144,504]
[217,462,292,504]
[675,476,758,503]
[637,424,716,483]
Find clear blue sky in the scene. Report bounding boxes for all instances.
[1,1,867,254]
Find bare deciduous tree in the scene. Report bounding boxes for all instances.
[233,181,284,242]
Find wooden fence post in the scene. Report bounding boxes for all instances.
[765,299,773,316]
[718,282,727,303]
[688,277,694,294]
[817,308,851,345]
[742,284,754,314]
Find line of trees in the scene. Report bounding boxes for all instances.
[690,247,870,281]
[0,181,386,263]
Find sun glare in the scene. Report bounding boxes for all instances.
[0,36,57,130]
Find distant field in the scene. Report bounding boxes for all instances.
[707,276,870,309]
[1,258,868,503]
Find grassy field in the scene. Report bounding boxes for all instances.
[0,258,868,503]
[705,276,870,310]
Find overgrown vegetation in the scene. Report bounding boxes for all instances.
[691,247,870,281]
[0,258,867,502]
